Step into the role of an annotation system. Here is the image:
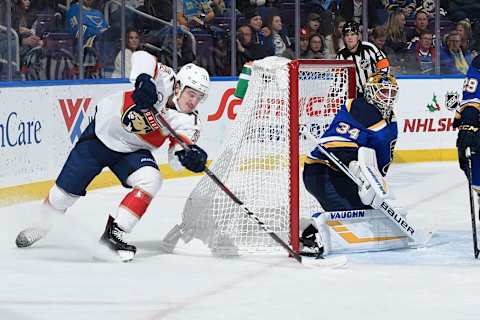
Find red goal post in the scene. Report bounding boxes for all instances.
[288,59,356,252]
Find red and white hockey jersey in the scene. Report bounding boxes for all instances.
[94,51,200,168]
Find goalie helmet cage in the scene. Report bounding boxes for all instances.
[180,57,356,255]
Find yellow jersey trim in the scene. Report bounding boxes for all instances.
[323,141,359,148]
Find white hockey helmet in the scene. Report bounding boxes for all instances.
[364,72,399,119]
[176,63,210,102]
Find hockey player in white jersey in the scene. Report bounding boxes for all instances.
[15,51,210,262]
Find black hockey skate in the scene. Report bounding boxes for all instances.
[100,216,137,262]
[300,224,325,259]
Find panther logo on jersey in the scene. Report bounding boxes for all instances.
[121,105,154,135]
[360,58,371,70]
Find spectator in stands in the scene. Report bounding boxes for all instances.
[304,13,321,38]
[112,27,140,78]
[456,19,473,55]
[237,0,272,15]
[304,11,334,37]
[236,25,257,74]
[155,26,193,69]
[325,16,346,58]
[444,0,480,22]
[385,10,408,53]
[177,0,214,31]
[66,0,109,46]
[134,0,172,34]
[409,29,436,74]
[210,0,226,17]
[236,0,252,15]
[30,0,59,14]
[244,8,274,58]
[371,25,402,74]
[299,28,309,57]
[440,30,472,74]
[405,10,430,45]
[12,0,42,66]
[317,0,341,13]
[338,0,378,28]
[415,0,448,18]
[303,34,326,59]
[266,14,293,58]
[212,32,230,76]
[384,0,416,18]
[471,20,480,56]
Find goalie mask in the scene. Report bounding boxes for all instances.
[364,72,399,119]
[174,63,210,113]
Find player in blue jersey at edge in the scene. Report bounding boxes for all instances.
[454,55,480,190]
[300,71,400,256]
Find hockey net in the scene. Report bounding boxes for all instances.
[179,57,355,255]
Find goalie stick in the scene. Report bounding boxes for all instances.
[301,128,431,245]
[148,110,311,263]
[465,148,480,259]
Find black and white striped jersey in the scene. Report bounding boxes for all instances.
[336,41,390,95]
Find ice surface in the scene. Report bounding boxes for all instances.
[1,162,479,320]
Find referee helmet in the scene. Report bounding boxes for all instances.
[342,21,360,36]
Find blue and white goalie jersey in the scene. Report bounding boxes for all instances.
[308,97,398,175]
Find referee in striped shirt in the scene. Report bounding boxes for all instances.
[336,21,390,96]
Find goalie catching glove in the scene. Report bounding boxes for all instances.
[349,147,393,209]
[175,145,208,173]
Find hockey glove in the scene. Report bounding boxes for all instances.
[175,145,208,173]
[457,124,480,171]
[132,73,158,112]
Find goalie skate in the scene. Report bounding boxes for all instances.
[100,218,136,262]
[15,227,48,248]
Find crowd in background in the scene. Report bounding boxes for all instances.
[0,0,480,81]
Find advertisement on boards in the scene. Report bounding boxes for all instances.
[0,83,130,188]
[394,78,462,151]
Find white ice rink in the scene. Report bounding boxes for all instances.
[1,161,480,320]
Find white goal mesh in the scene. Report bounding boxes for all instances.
[179,57,355,255]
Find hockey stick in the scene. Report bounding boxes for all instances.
[465,148,480,259]
[301,128,430,245]
[149,111,303,263]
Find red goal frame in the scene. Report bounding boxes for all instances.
[288,59,356,253]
